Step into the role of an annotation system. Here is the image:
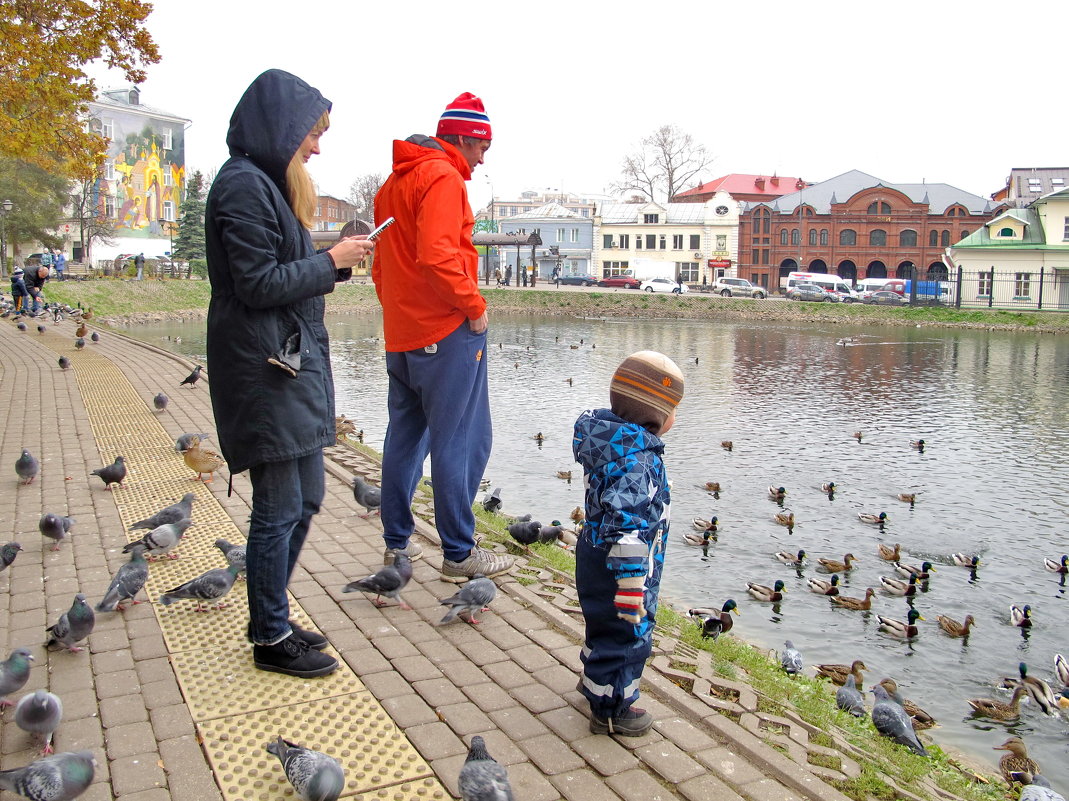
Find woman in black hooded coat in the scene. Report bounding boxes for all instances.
[205,69,372,677]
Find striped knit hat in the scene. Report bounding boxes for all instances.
[610,351,684,435]
[436,92,492,140]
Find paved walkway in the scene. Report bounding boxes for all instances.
[1,311,873,801]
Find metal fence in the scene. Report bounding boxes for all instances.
[906,267,1069,311]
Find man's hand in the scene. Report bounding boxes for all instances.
[468,311,488,334]
[328,236,374,269]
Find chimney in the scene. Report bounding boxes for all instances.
[754,176,765,190]
[129,87,140,105]
[770,174,779,186]
[795,179,804,190]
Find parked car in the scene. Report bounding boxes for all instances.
[558,273,598,286]
[597,274,641,289]
[713,277,767,299]
[863,290,908,306]
[640,277,689,294]
[787,283,841,302]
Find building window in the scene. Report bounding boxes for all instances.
[790,229,800,246]
[779,229,788,245]
[659,235,667,250]
[101,118,114,140]
[642,234,654,249]
[929,230,939,247]
[636,237,643,250]
[941,230,950,247]
[163,170,174,188]
[603,234,614,248]
[761,249,769,265]
[643,214,659,224]
[104,160,115,181]
[690,234,700,250]
[978,271,991,297]
[900,229,917,247]
[751,249,759,264]
[105,195,116,218]
[315,206,321,217]
[675,261,699,281]
[716,234,726,251]
[959,229,969,241]
[163,200,175,222]
[1014,273,1031,297]
[867,201,891,214]
[619,234,629,248]
[580,208,589,217]
[603,260,630,275]
[819,229,828,245]
[870,229,887,246]
[571,228,579,243]
[672,234,683,249]
[162,128,173,150]
[998,227,1015,238]
[840,229,856,245]
[1064,217,1069,240]
[808,229,817,245]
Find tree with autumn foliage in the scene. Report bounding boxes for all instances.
[0,1,160,180]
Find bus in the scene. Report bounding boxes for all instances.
[783,272,859,302]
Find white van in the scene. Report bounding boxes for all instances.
[784,272,859,302]
[855,277,891,299]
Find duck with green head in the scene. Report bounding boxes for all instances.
[747,580,786,602]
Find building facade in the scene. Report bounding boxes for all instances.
[477,190,596,228]
[671,174,808,204]
[313,195,359,232]
[991,168,1069,208]
[498,203,592,278]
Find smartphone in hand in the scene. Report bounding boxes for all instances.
[368,217,396,241]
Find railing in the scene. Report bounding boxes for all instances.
[905,267,1068,311]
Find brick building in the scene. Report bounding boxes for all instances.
[313,195,359,232]
[672,173,808,204]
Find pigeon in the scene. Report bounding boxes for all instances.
[38,514,75,551]
[96,543,149,612]
[180,364,203,388]
[174,432,212,454]
[482,487,502,513]
[124,519,192,560]
[870,684,927,756]
[153,392,168,412]
[74,337,84,349]
[0,648,34,708]
[1017,774,1066,801]
[15,689,63,754]
[351,475,381,518]
[57,356,70,370]
[17,321,27,331]
[505,519,544,548]
[836,674,866,718]
[458,735,513,801]
[90,455,126,490]
[265,736,345,801]
[214,538,247,575]
[158,564,241,611]
[1,541,23,572]
[45,594,95,653]
[0,750,96,801]
[439,576,497,625]
[780,640,803,675]
[36,324,45,334]
[90,332,99,342]
[343,552,412,609]
[128,493,195,530]
[16,449,39,484]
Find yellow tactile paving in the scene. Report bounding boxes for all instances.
[33,327,444,801]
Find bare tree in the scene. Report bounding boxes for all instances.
[69,177,117,264]
[347,173,384,224]
[612,125,710,202]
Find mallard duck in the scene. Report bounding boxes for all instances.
[952,553,981,568]
[878,678,937,729]
[897,493,917,504]
[858,511,888,525]
[682,529,716,546]
[879,573,920,596]
[936,614,975,638]
[832,587,877,610]
[692,517,718,532]
[335,415,358,438]
[75,321,88,338]
[703,481,721,493]
[768,485,787,499]
[877,543,901,561]
[721,440,733,452]
[894,561,936,580]
[1054,654,1069,689]
[852,431,863,442]
[1010,604,1033,628]
[818,553,858,573]
[773,511,795,528]
[688,600,739,639]
[816,659,866,688]
[1043,555,1068,574]
[910,439,926,450]
[807,574,840,595]
[877,608,924,638]
[821,481,836,494]
[182,436,225,483]
[1004,663,1060,715]
[747,580,786,602]
[775,549,806,566]
[570,506,584,524]
[556,470,572,480]
[533,432,545,443]
[993,737,1040,786]
[968,686,1027,721]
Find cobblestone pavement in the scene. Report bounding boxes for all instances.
[1,312,923,801]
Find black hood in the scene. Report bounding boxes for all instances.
[225,69,331,186]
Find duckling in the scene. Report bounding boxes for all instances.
[818,553,858,573]
[807,574,840,596]
[692,517,718,532]
[721,440,733,452]
[877,543,901,561]
[936,614,975,638]
[832,587,877,611]
[768,485,787,499]
[967,686,1027,721]
[1054,654,1069,689]
[993,737,1040,786]
[815,659,867,689]
[775,549,806,566]
[555,470,572,480]
[747,580,786,602]
[879,573,920,597]
[894,561,936,581]
[878,678,937,730]
[897,493,917,504]
[820,481,837,494]
[952,553,981,569]
[1010,604,1033,628]
[773,511,795,528]
[703,481,721,493]
[877,608,924,638]
[852,431,863,442]
[182,435,226,483]
[858,511,888,525]
[688,600,739,639]
[570,506,585,524]
[682,528,716,547]
[1043,555,1068,574]
[533,432,545,443]
[910,439,926,450]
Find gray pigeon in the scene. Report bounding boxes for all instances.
[439,576,497,625]
[45,594,95,653]
[1,541,22,572]
[179,364,203,388]
[351,475,381,518]
[57,356,70,370]
[482,487,502,513]
[174,432,212,454]
[90,455,126,490]
[213,539,247,575]
[1018,774,1066,801]
[506,520,543,548]
[96,543,149,612]
[343,552,412,609]
[781,640,803,675]
[0,648,34,708]
[128,493,195,531]
[15,689,63,754]
[0,750,96,801]
[17,321,27,331]
[38,514,75,551]
[870,684,927,756]
[16,449,39,484]
[74,337,84,349]
[152,392,168,412]
[124,519,192,560]
[836,674,866,717]
[90,332,99,343]
[159,564,241,612]
[265,736,345,801]
[458,735,514,801]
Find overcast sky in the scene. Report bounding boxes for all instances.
[92,0,1068,211]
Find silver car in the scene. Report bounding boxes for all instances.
[787,283,840,303]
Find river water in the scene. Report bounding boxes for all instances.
[122,313,1069,782]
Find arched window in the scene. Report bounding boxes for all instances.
[820,229,828,245]
[868,201,890,214]
[780,229,788,245]
[940,230,950,247]
[883,202,891,214]
[900,229,917,247]
[870,229,887,246]
[791,229,800,245]
[840,229,856,246]
[998,227,1015,238]
[808,229,817,245]
[959,229,969,241]
[929,230,939,247]
[928,263,948,282]
[867,201,877,214]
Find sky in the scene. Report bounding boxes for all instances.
[90,0,1069,212]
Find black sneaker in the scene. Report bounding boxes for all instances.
[253,635,337,677]
[589,706,654,737]
[247,621,328,651]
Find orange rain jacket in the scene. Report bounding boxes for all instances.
[372,136,487,352]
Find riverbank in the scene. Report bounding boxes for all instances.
[45,279,1069,333]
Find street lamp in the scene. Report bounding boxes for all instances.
[0,199,13,279]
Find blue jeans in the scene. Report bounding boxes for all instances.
[247,451,324,645]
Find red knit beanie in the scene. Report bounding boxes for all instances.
[437,92,492,140]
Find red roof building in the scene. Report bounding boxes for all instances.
[672,174,808,204]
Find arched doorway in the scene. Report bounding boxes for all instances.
[895,261,914,279]
[927,262,948,282]
[809,258,827,272]
[838,260,857,282]
[778,260,798,293]
[865,261,886,279]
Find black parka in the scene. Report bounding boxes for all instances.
[204,69,339,473]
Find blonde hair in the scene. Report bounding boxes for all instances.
[285,110,330,229]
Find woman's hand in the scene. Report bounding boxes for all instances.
[328,236,374,269]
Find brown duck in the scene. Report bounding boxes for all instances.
[968,686,1027,721]
[877,543,901,561]
[879,678,937,730]
[936,614,976,638]
[818,553,858,573]
[832,587,877,611]
[993,736,1040,785]
[182,435,225,483]
[815,659,866,689]
[75,322,88,338]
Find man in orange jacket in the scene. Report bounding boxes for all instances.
[372,92,514,583]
